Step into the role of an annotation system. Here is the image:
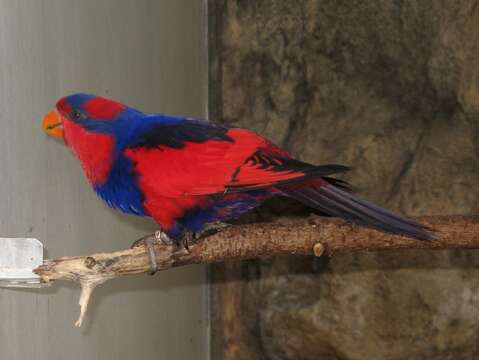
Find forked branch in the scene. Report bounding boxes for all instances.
[34,215,479,326]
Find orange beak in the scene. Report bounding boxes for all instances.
[42,109,64,139]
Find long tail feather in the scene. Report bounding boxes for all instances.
[283,183,433,240]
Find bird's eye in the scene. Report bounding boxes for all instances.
[71,110,82,120]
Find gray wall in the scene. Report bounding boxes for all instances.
[0,1,207,359]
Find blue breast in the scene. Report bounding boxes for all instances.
[94,154,146,216]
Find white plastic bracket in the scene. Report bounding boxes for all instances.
[0,237,48,288]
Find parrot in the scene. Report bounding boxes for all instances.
[42,93,432,273]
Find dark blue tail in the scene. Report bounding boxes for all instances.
[283,183,433,240]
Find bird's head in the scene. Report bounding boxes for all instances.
[42,93,133,141]
[42,93,142,184]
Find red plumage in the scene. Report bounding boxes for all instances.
[124,128,306,197]
[83,97,126,119]
[62,117,115,184]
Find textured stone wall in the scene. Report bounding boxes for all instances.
[209,1,479,359]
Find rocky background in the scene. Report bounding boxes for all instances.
[209,1,479,359]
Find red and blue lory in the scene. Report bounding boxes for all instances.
[42,94,431,268]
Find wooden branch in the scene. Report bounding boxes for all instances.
[33,215,479,326]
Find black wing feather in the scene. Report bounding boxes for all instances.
[128,118,233,149]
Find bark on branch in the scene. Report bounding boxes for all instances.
[33,215,479,326]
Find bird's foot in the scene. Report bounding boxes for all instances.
[155,230,175,245]
[131,230,174,275]
[178,226,220,253]
[183,232,193,252]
